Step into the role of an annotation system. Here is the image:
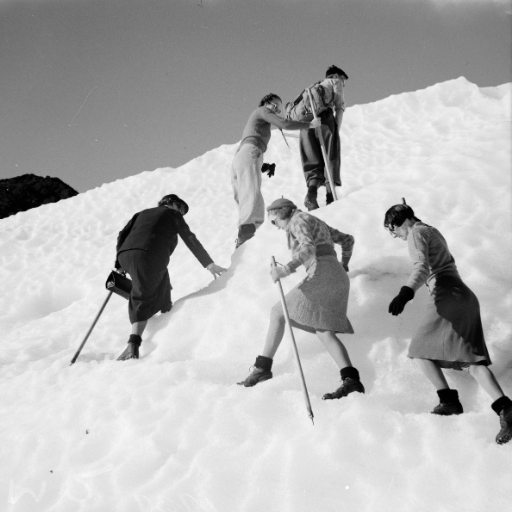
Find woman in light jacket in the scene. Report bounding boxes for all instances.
[238,197,365,400]
[385,198,512,445]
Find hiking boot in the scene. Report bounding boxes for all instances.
[431,389,463,416]
[237,366,273,387]
[117,335,141,361]
[322,377,365,400]
[304,194,319,211]
[235,224,256,248]
[496,403,512,445]
[431,402,464,415]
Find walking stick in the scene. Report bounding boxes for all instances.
[307,89,338,201]
[279,128,290,149]
[70,291,113,365]
[271,256,315,424]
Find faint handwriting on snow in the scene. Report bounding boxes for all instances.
[8,464,114,506]
[8,480,46,504]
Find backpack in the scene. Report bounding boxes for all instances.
[285,80,336,122]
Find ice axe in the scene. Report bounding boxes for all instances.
[271,256,315,424]
[70,271,132,365]
[307,88,338,201]
[70,291,113,365]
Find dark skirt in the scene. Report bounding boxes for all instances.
[408,275,491,369]
[117,249,172,324]
[283,255,353,334]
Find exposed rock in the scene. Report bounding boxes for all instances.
[0,174,78,219]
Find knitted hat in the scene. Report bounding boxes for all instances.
[266,198,296,212]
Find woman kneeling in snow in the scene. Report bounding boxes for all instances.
[385,199,512,445]
[238,197,365,400]
[115,194,226,360]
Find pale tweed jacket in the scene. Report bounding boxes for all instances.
[284,210,354,273]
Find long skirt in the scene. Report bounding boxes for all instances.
[118,249,172,324]
[279,255,353,334]
[408,275,491,369]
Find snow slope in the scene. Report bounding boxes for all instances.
[1,77,511,512]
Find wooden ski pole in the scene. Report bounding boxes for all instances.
[70,291,113,365]
[307,88,338,201]
[271,256,314,424]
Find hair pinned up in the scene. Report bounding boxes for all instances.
[259,93,281,107]
[383,198,419,231]
[158,194,189,215]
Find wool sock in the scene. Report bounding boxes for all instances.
[340,366,360,381]
[307,185,318,198]
[128,334,142,346]
[255,355,273,372]
[491,396,512,415]
[437,388,459,404]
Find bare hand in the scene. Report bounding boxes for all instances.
[207,263,226,279]
[270,265,290,283]
[310,118,321,129]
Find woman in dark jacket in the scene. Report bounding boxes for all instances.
[237,197,365,400]
[115,194,225,360]
[385,199,512,445]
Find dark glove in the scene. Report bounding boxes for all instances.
[261,163,275,178]
[388,286,415,316]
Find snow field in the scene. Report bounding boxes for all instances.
[1,77,511,512]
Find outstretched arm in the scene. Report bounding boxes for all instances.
[329,226,354,271]
[260,109,313,131]
[389,228,429,316]
[175,215,226,277]
[175,215,214,267]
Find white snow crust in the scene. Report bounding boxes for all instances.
[1,77,511,512]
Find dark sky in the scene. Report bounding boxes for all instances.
[1,0,510,192]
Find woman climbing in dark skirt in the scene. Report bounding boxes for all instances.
[115,194,226,360]
[238,197,365,400]
[385,199,512,445]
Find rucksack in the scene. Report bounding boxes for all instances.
[285,80,336,122]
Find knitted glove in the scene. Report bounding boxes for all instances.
[271,265,291,283]
[388,286,415,316]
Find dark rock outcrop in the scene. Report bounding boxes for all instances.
[0,174,78,219]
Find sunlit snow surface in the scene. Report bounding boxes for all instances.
[1,78,511,512]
